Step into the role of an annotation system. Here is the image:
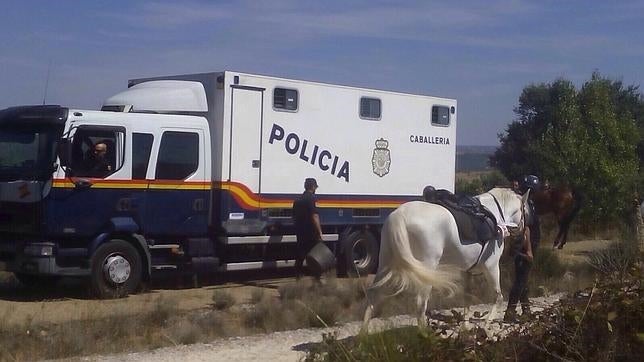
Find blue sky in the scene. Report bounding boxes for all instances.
[1,1,643,145]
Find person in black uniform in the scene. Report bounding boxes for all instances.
[292,178,323,278]
[81,141,112,178]
[504,175,541,322]
[522,175,541,252]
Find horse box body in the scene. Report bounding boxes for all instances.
[119,71,457,198]
[0,71,456,296]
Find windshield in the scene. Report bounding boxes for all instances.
[0,128,59,181]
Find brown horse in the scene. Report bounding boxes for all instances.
[532,185,582,249]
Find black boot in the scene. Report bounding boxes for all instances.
[503,308,518,323]
[521,305,532,317]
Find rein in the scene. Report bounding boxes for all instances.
[488,191,526,239]
[466,190,526,273]
[488,193,506,223]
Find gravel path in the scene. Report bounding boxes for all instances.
[88,294,563,362]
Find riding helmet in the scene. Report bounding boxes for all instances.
[521,175,541,192]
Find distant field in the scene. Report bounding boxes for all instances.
[456,145,496,172]
[456,170,495,182]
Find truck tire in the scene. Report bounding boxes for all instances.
[340,230,379,277]
[14,273,60,288]
[90,239,142,299]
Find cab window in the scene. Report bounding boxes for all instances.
[132,133,154,180]
[70,128,124,178]
[155,131,199,180]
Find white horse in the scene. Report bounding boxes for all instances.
[362,187,530,331]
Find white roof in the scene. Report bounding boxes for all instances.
[103,80,208,112]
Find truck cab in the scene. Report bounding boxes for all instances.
[0,105,211,297]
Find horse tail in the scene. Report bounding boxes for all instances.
[370,208,457,297]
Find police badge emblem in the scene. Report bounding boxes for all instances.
[371,138,391,177]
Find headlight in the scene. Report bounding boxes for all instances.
[23,244,54,257]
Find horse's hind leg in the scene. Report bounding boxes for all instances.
[361,273,386,333]
[416,288,431,328]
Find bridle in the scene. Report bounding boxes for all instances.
[488,190,526,240]
[466,189,526,273]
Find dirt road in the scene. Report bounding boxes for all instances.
[86,294,564,362]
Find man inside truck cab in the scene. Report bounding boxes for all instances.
[79,141,112,178]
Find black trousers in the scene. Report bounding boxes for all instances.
[507,255,532,310]
[295,235,315,276]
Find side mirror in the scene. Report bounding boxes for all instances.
[57,138,72,168]
[72,178,93,189]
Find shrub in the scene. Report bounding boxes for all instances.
[300,295,341,328]
[211,291,235,310]
[168,319,201,345]
[278,280,308,300]
[587,240,638,277]
[533,247,566,280]
[250,288,266,304]
[193,310,227,338]
[306,265,644,362]
[142,296,178,326]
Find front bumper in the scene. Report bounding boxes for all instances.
[0,241,89,276]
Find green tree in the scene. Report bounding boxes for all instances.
[491,72,641,222]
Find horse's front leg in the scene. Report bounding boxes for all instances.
[553,225,565,249]
[484,265,503,323]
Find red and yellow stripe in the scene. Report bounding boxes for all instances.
[51,178,406,210]
[216,182,406,210]
[52,178,210,190]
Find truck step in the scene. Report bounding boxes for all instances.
[224,234,338,245]
[148,244,180,249]
[152,265,178,270]
[220,260,296,271]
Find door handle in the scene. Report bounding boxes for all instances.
[193,198,204,211]
[117,198,131,211]
[252,160,260,168]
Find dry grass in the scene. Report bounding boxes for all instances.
[211,290,236,310]
[0,231,618,360]
[0,294,236,361]
[456,170,496,183]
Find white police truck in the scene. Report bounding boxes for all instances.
[0,71,456,297]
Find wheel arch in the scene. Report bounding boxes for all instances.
[88,217,151,281]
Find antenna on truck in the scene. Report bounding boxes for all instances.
[42,59,52,105]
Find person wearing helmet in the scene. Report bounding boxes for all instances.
[520,175,541,194]
[504,174,541,322]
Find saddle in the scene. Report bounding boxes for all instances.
[424,188,499,245]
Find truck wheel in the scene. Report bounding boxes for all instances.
[14,273,60,288]
[341,230,379,277]
[90,239,142,299]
